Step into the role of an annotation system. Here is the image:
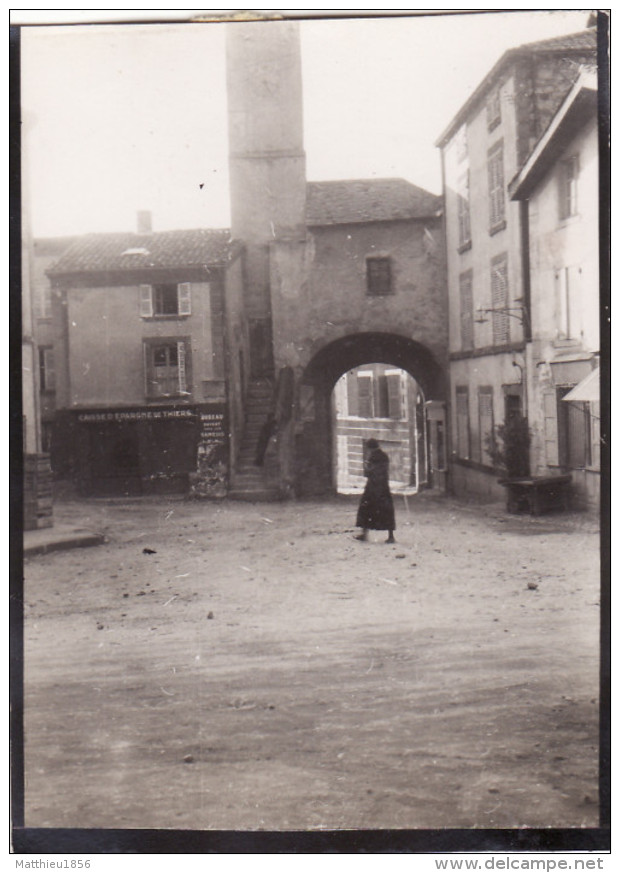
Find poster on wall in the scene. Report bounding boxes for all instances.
[191,403,228,497]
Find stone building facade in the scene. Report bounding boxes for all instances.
[47,223,246,495]
[510,71,600,508]
[226,21,449,498]
[436,28,597,501]
[333,364,423,494]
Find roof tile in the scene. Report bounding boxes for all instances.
[306,178,441,225]
[48,228,236,276]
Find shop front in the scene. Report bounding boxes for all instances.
[73,404,228,497]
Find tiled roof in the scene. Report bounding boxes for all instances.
[48,228,237,276]
[519,29,597,53]
[306,178,442,225]
[436,28,597,146]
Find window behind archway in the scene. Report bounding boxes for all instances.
[332,364,424,494]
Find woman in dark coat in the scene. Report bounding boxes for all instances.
[356,438,396,543]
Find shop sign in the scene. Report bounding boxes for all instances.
[76,407,196,423]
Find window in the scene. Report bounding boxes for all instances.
[557,389,591,469]
[555,266,580,340]
[455,387,470,460]
[354,370,403,419]
[488,142,505,231]
[144,339,190,397]
[140,283,191,317]
[38,283,52,319]
[459,270,474,350]
[457,171,472,249]
[39,347,55,392]
[486,87,501,131]
[478,387,494,465]
[366,257,392,296]
[559,156,578,220]
[490,254,509,346]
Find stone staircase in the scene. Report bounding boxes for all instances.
[228,380,281,501]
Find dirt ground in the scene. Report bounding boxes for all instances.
[22,490,601,832]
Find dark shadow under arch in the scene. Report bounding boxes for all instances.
[302,332,446,399]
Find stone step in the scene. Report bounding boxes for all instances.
[228,488,281,502]
[233,472,279,485]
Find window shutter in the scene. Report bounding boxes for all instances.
[491,257,509,345]
[45,349,56,391]
[543,391,559,466]
[143,342,150,396]
[488,146,505,228]
[459,271,473,350]
[478,390,494,464]
[387,374,402,419]
[140,285,153,318]
[456,389,470,459]
[457,172,471,247]
[178,283,191,316]
[357,375,373,418]
[177,341,187,394]
[346,373,358,416]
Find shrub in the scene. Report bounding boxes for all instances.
[486,414,531,478]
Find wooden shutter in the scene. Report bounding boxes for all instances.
[459,271,473,350]
[543,391,559,466]
[178,283,191,316]
[357,375,373,418]
[457,172,471,247]
[488,145,505,228]
[177,341,187,394]
[491,256,509,345]
[478,389,494,464]
[45,349,56,391]
[139,285,153,318]
[346,373,358,417]
[456,388,470,459]
[387,373,402,419]
[143,342,150,396]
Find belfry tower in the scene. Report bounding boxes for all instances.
[226,20,307,379]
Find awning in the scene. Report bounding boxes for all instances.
[561,367,599,403]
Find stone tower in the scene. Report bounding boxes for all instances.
[226,20,307,378]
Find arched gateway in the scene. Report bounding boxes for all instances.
[292,332,447,496]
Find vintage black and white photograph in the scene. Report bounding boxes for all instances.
[15,9,608,850]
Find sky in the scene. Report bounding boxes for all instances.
[19,10,592,238]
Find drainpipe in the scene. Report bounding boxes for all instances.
[519,200,532,343]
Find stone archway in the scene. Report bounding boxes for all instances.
[294,333,447,495]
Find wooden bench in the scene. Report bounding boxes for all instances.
[498,474,572,515]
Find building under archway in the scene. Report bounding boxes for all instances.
[333,364,425,494]
[294,332,447,496]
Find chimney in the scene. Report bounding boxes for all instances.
[137,210,152,234]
